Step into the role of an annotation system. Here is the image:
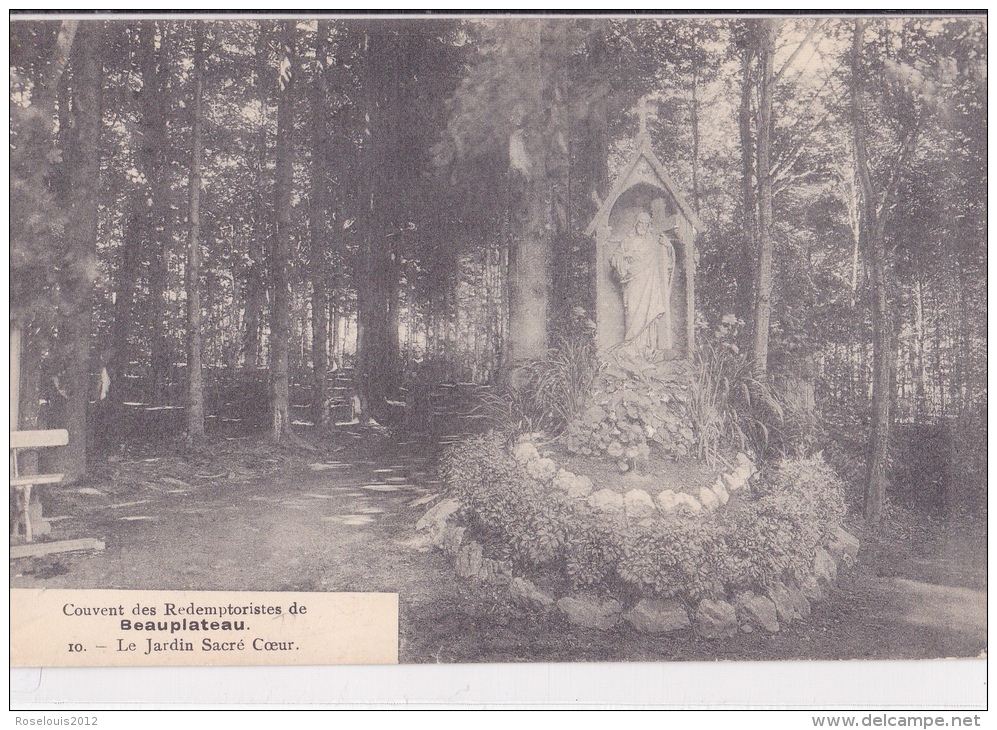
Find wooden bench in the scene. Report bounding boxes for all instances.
[10,429,68,543]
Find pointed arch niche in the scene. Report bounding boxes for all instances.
[585,138,701,358]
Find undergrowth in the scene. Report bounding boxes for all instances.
[442,434,847,603]
[475,337,599,437]
[477,332,822,472]
[690,341,820,466]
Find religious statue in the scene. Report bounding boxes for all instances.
[609,209,675,356]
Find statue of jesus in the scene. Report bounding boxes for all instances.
[610,209,675,355]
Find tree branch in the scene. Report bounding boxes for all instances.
[771,107,834,182]
[877,125,921,249]
[42,20,79,97]
[771,18,827,88]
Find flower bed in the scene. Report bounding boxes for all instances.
[418,433,858,636]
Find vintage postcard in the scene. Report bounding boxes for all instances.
[9,11,986,708]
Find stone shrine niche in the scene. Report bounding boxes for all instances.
[585,139,700,359]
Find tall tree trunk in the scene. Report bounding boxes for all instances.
[53,21,103,482]
[953,255,970,418]
[138,21,173,401]
[12,19,78,464]
[737,45,757,332]
[851,18,890,524]
[506,25,564,377]
[355,29,400,424]
[506,172,551,371]
[10,325,21,432]
[844,158,861,308]
[270,20,296,443]
[584,29,611,327]
[387,238,401,373]
[110,202,143,418]
[186,21,206,441]
[690,26,702,214]
[311,289,330,424]
[751,19,776,376]
[309,21,331,427]
[933,297,944,416]
[913,276,928,417]
[865,218,892,524]
[244,21,270,368]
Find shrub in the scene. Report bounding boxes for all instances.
[563,512,625,589]
[720,455,847,589]
[530,336,599,429]
[688,342,778,466]
[475,337,599,438]
[890,420,987,514]
[443,438,848,603]
[475,385,561,438]
[689,342,821,466]
[614,517,729,600]
[441,434,570,567]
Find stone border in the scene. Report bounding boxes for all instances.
[512,440,755,520]
[416,444,860,637]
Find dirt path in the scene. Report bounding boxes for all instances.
[9,438,987,663]
[10,443,459,660]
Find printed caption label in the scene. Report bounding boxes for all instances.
[11,589,398,666]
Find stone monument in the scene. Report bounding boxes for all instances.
[585,101,700,359]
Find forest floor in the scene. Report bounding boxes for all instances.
[10,428,987,663]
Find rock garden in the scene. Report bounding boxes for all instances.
[414,353,861,639]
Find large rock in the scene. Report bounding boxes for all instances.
[566,475,594,499]
[553,469,594,498]
[675,492,702,514]
[508,577,556,612]
[735,591,780,633]
[766,581,801,625]
[786,583,812,619]
[478,558,509,585]
[657,490,703,515]
[694,599,738,639]
[526,457,557,482]
[799,574,824,602]
[456,541,483,580]
[711,478,730,505]
[512,441,540,464]
[727,454,756,491]
[698,486,720,512]
[415,497,460,547]
[624,598,691,634]
[416,497,460,532]
[624,489,657,519]
[588,489,624,513]
[441,524,466,557]
[827,526,860,567]
[556,594,622,630]
[735,452,756,476]
[722,471,745,493]
[656,489,681,513]
[552,469,577,491]
[813,547,838,585]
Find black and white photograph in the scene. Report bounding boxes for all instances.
[9,10,987,707]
